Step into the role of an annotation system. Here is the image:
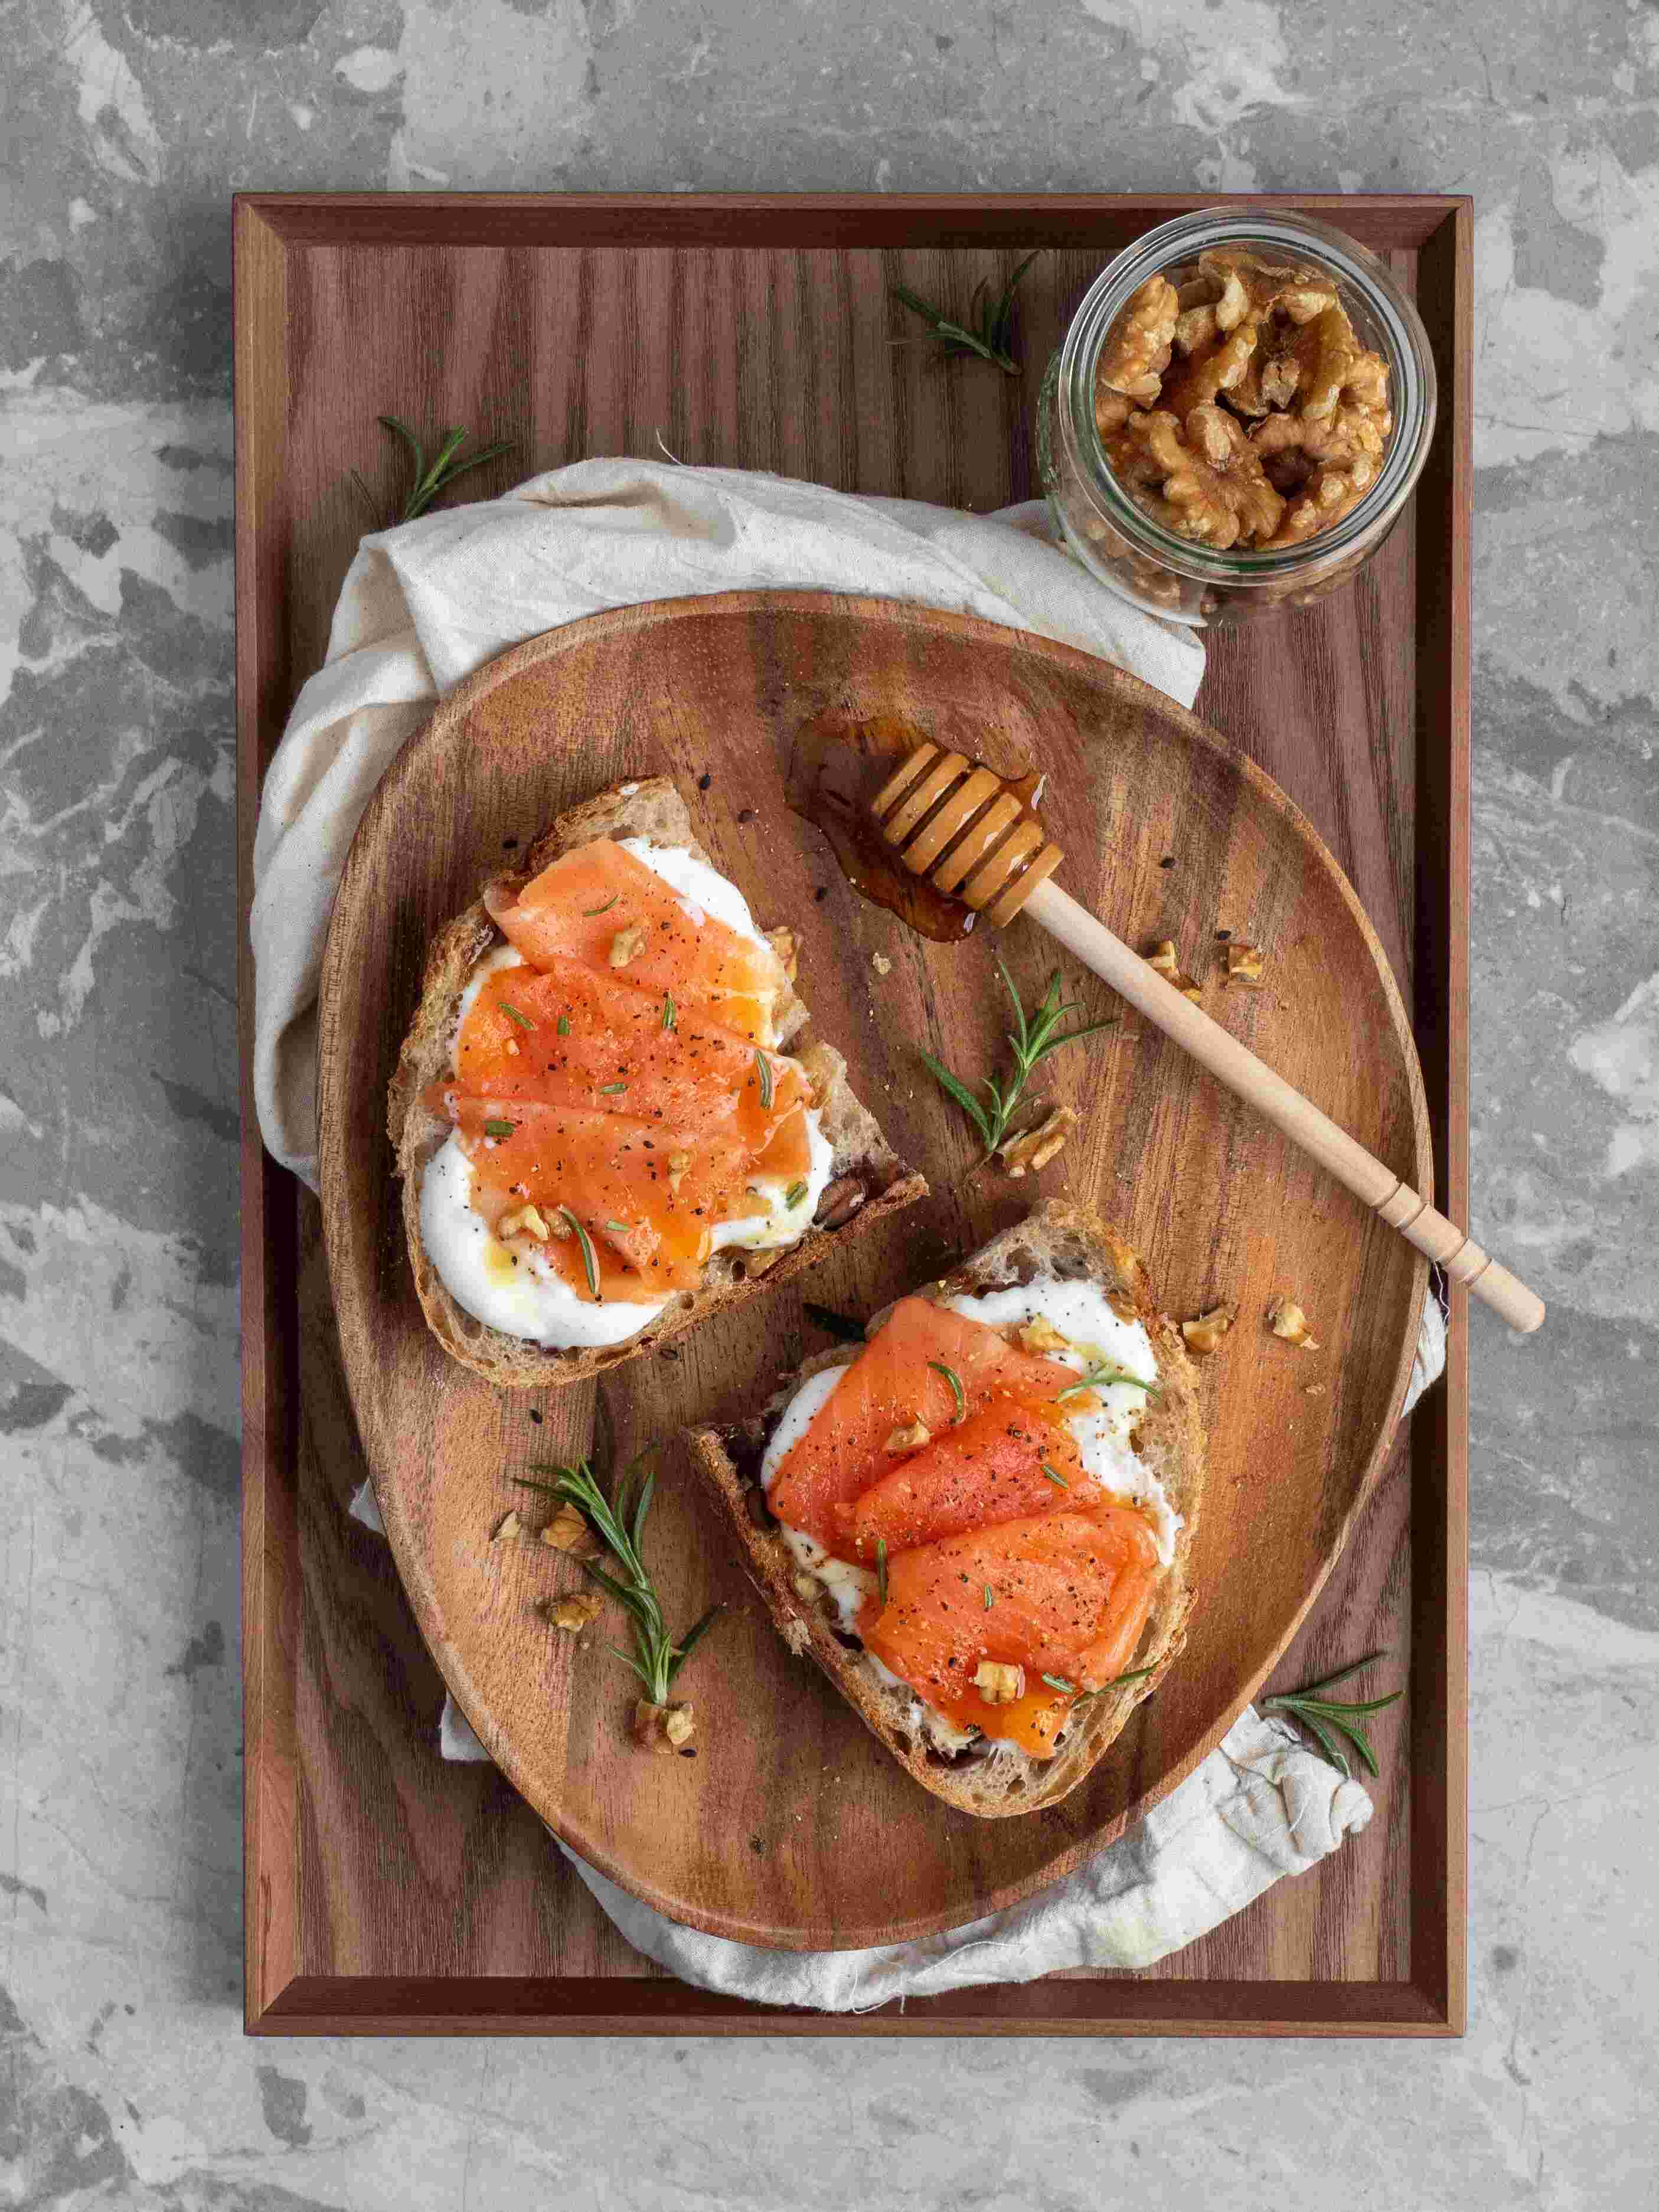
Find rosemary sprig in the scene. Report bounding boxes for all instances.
[514,1453,721,1705]
[351,414,515,528]
[661,992,677,1031]
[500,1000,534,1031]
[891,250,1041,375]
[783,1178,809,1208]
[1261,1649,1403,1779]
[755,1051,775,1111]
[1056,1361,1162,1402]
[920,958,1114,1159]
[1043,1663,1158,1703]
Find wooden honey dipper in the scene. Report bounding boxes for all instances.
[873,743,1545,1335]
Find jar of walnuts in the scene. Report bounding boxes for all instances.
[1037,208,1436,626]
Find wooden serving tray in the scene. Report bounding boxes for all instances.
[236,191,1471,2034]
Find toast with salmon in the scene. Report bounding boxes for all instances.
[689,1201,1204,1816]
[389,777,926,1388]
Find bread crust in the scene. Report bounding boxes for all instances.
[688,1199,1205,1817]
[388,777,926,1388]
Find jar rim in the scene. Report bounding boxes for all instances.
[1057,207,1438,581]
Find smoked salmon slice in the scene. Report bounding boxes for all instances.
[863,1504,1161,1756]
[832,1390,1102,1560]
[767,1299,1080,1553]
[455,955,809,1145]
[486,841,788,1046]
[454,1097,766,1299]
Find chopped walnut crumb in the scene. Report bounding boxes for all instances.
[491,1508,526,1544]
[633,1698,694,1753]
[998,1104,1079,1178]
[1148,940,1203,1001]
[1224,942,1265,986]
[541,1502,599,1557]
[973,1659,1026,1705]
[666,1148,692,1195]
[609,922,648,969]
[1181,1303,1236,1355]
[870,951,892,976]
[1267,1295,1322,1350]
[885,1419,932,1453]
[1017,1315,1073,1355]
[791,1570,821,1605]
[497,1203,551,1241]
[539,1590,603,1632]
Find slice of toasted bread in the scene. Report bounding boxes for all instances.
[388,776,926,1388]
[688,1199,1204,1817]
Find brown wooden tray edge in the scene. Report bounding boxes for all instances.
[236,191,1472,2037]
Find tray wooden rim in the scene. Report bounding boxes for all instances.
[237,187,1471,2034]
[315,587,1430,1946]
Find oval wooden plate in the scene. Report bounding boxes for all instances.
[318,590,1429,1951]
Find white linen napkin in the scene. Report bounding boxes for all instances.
[256,458,1438,2008]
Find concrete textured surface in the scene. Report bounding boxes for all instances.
[2,0,1657,2203]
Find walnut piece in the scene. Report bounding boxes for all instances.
[885,1419,932,1453]
[541,1502,599,1558]
[666,1148,691,1194]
[1148,939,1202,1001]
[539,1590,603,1632]
[492,1508,526,1544]
[791,1570,821,1605]
[1017,1315,1073,1355]
[633,1698,694,1753]
[1198,246,1337,332]
[1094,385,1134,437]
[973,1660,1026,1706]
[497,1202,551,1241]
[870,951,892,976]
[1266,1295,1322,1350]
[608,922,648,969]
[998,1104,1079,1178]
[1181,1303,1235,1355]
[1263,453,1381,549]
[1159,321,1260,421]
[1224,941,1265,986]
[1127,408,1284,551]
[1096,274,1180,402]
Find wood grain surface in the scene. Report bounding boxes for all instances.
[316,593,1428,1947]
[236,192,1470,2030]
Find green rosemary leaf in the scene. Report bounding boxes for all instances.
[1056,1363,1161,1401]
[560,1208,599,1295]
[1040,1462,1069,1489]
[918,1048,994,1148]
[583,895,619,916]
[755,1051,774,1111]
[482,1117,517,1138]
[666,1602,724,1685]
[784,1179,809,1208]
[557,1015,570,1035]
[500,1001,534,1030]
[983,1584,995,1611]
[928,1360,966,1423]
[662,992,677,1031]
[598,1080,627,1094]
[876,1537,889,1608]
[1040,1673,1077,1695]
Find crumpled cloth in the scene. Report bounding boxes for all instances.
[252,459,1206,1188]
[252,454,1438,2010]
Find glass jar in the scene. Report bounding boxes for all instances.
[1037,208,1436,628]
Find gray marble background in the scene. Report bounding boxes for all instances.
[3,0,1656,2203]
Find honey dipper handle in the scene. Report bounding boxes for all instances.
[1023,877,1545,1335]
